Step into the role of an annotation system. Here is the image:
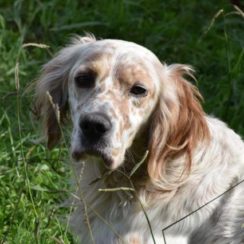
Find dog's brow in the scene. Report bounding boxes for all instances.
[79,54,113,81]
[114,62,154,92]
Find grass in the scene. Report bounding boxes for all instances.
[0,0,243,243]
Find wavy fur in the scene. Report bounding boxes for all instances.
[35,35,244,244]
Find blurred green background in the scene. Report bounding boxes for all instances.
[0,0,243,243]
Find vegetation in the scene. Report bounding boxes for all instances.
[0,0,243,243]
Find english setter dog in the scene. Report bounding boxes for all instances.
[35,35,244,244]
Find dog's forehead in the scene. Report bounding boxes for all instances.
[76,40,160,86]
[79,39,159,66]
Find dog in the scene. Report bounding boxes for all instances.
[35,34,244,244]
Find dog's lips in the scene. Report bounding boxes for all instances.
[71,147,113,168]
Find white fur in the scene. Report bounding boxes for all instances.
[36,35,244,244]
[69,117,244,244]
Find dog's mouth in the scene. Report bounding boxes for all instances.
[71,147,113,168]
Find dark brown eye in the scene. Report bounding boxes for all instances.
[130,84,148,97]
[75,69,96,88]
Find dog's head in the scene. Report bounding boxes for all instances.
[35,35,209,177]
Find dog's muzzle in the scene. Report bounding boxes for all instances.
[71,112,113,168]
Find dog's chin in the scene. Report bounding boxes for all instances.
[71,147,114,169]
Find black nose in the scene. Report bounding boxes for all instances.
[79,113,111,142]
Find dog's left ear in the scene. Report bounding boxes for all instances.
[35,35,96,149]
[147,64,210,186]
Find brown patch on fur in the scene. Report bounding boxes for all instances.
[114,60,156,123]
[111,148,119,158]
[46,91,68,149]
[115,61,153,91]
[127,234,142,244]
[35,61,70,149]
[147,65,210,188]
[85,53,112,82]
[122,113,131,131]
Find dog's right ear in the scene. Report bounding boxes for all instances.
[35,34,96,149]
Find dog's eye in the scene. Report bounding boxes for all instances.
[130,84,148,97]
[75,70,96,88]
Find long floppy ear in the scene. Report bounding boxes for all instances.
[147,64,210,188]
[35,34,96,149]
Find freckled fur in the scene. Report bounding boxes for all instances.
[35,35,244,244]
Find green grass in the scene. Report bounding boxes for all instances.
[0,0,243,243]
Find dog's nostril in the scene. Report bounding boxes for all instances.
[82,120,91,131]
[80,113,111,140]
[83,120,107,134]
[95,122,107,134]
